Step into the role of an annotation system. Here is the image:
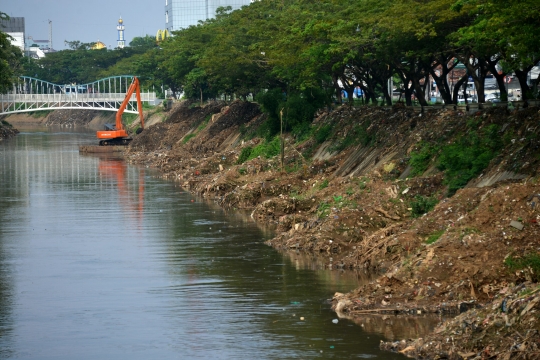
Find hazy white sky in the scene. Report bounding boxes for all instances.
[1,0,165,49]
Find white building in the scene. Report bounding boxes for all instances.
[0,17,25,52]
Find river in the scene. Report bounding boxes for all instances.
[0,127,416,359]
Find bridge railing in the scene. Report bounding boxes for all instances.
[0,75,158,115]
[0,92,156,102]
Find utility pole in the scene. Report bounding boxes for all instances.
[48,20,52,50]
[280,108,284,173]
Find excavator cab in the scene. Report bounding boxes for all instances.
[97,77,144,146]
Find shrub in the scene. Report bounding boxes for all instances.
[315,124,332,144]
[255,87,328,140]
[410,142,438,176]
[237,137,281,164]
[236,147,253,164]
[410,195,438,217]
[250,136,281,159]
[438,124,503,195]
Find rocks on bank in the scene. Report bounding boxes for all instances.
[0,118,19,139]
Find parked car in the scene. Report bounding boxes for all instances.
[485,93,500,102]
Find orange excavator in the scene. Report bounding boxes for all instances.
[97,76,145,146]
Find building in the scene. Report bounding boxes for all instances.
[165,0,252,32]
[117,17,125,48]
[91,41,107,50]
[0,16,25,52]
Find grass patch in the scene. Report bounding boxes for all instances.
[426,229,445,244]
[122,113,139,126]
[317,202,331,218]
[181,115,212,145]
[319,179,329,190]
[182,133,196,144]
[504,253,540,282]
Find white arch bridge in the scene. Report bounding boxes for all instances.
[0,75,157,115]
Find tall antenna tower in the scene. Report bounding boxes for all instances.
[48,19,52,50]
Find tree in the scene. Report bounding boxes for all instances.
[0,12,23,93]
[454,0,540,100]
[129,35,157,50]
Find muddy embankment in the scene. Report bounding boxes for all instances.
[5,101,540,359]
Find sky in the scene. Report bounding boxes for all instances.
[1,0,165,50]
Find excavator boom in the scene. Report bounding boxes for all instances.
[97,77,144,146]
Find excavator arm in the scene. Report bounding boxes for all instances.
[97,76,144,145]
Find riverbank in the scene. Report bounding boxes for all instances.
[0,118,18,139]
[5,101,540,358]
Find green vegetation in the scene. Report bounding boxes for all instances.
[315,124,332,144]
[317,202,331,218]
[182,133,196,144]
[426,229,445,244]
[410,195,439,217]
[250,137,281,159]
[255,88,327,141]
[319,179,329,190]
[438,124,503,195]
[181,115,211,144]
[410,143,438,176]
[358,177,368,190]
[504,253,540,282]
[122,113,139,126]
[236,137,281,164]
[6,0,535,106]
[236,147,253,164]
[333,122,373,152]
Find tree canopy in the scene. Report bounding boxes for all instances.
[13,0,540,104]
[0,12,23,94]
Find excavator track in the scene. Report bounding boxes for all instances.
[99,138,132,146]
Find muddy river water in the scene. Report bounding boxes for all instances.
[0,128,417,359]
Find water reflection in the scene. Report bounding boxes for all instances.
[339,313,441,341]
[96,156,145,228]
